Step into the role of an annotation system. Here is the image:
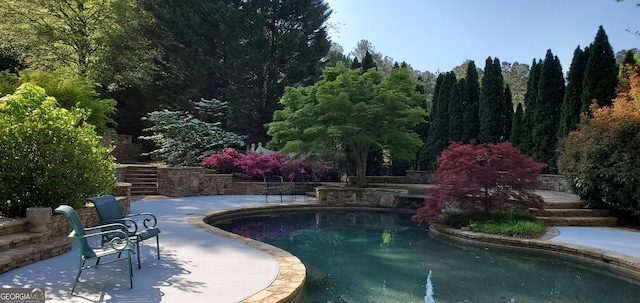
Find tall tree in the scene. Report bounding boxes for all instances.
[462,61,481,142]
[581,26,618,111]
[510,103,525,147]
[520,59,542,155]
[501,61,530,108]
[478,57,507,143]
[557,46,589,139]
[418,73,445,170]
[448,79,467,142]
[503,84,513,139]
[532,50,565,172]
[0,0,129,76]
[361,51,377,71]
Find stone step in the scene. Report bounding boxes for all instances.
[0,232,50,252]
[537,216,618,226]
[0,236,72,274]
[535,208,610,217]
[0,218,28,236]
[542,201,582,209]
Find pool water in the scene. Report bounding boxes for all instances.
[211,210,640,303]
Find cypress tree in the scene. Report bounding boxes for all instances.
[361,51,377,71]
[581,26,618,111]
[350,57,361,69]
[438,72,456,141]
[448,78,467,142]
[532,49,565,172]
[520,59,542,155]
[510,103,524,147]
[503,84,513,140]
[419,73,445,170]
[557,46,589,139]
[462,61,480,142]
[478,57,506,143]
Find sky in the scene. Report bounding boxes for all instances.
[324,0,640,74]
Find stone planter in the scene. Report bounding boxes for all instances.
[26,206,52,233]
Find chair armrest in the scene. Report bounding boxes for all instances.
[124,213,158,229]
[98,218,139,235]
[84,223,133,252]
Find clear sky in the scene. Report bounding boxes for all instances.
[324,0,640,73]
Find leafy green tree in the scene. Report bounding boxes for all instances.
[267,63,426,184]
[140,98,245,167]
[558,46,589,139]
[0,46,25,74]
[462,61,481,142]
[581,26,619,111]
[0,83,115,217]
[532,50,565,172]
[478,57,507,143]
[501,61,530,108]
[0,0,129,75]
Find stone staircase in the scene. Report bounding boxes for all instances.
[534,192,618,226]
[0,218,71,274]
[124,165,159,196]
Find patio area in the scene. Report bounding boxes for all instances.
[2,192,640,303]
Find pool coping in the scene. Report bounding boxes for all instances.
[430,225,640,283]
[190,205,640,302]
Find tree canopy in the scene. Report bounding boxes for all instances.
[267,63,426,182]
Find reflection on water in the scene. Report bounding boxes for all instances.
[211,210,640,303]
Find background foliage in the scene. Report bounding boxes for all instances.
[0,84,115,217]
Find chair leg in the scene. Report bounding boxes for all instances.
[71,259,85,294]
[136,240,141,269]
[156,236,160,259]
[127,252,133,289]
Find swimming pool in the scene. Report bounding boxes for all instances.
[211,209,640,302]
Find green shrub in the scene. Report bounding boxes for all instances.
[0,83,116,217]
[468,211,546,238]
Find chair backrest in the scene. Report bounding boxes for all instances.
[265,174,283,185]
[54,205,97,258]
[88,195,125,222]
[291,173,310,183]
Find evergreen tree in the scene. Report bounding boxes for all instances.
[520,59,542,155]
[436,72,456,146]
[448,79,466,142]
[581,26,618,111]
[478,57,507,143]
[557,46,589,139]
[510,103,524,147]
[503,84,513,139]
[532,50,565,172]
[361,51,377,71]
[418,73,445,170]
[350,57,361,69]
[462,61,480,142]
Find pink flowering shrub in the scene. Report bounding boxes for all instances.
[201,148,335,180]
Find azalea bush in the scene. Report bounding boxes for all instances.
[558,64,640,213]
[413,142,546,226]
[200,148,334,180]
[0,84,116,217]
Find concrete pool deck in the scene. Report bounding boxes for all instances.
[1,192,640,302]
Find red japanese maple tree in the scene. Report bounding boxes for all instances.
[413,142,547,225]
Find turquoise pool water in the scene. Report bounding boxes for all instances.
[211,209,640,303]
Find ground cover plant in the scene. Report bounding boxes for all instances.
[0,84,115,217]
[413,142,546,237]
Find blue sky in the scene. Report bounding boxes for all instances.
[324,0,640,73]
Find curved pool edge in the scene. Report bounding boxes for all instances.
[430,225,640,283]
[188,204,417,303]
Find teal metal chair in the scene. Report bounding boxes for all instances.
[54,205,135,294]
[264,174,284,203]
[88,195,160,269]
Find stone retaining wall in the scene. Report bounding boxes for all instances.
[316,187,406,208]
